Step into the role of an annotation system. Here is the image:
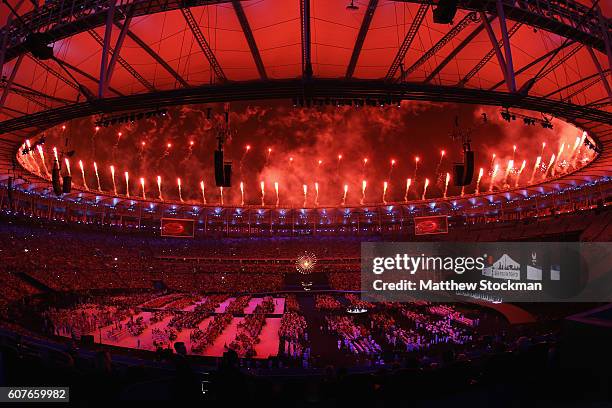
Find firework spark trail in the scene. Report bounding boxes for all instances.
[220,186,224,205]
[413,157,420,179]
[124,172,130,197]
[336,154,342,174]
[94,162,101,191]
[79,160,88,190]
[422,178,429,200]
[362,158,368,177]
[274,182,279,207]
[489,153,496,170]
[266,148,272,166]
[260,181,265,206]
[382,181,388,204]
[114,132,122,148]
[52,147,59,164]
[460,186,465,197]
[177,178,183,202]
[303,184,307,207]
[404,178,411,202]
[388,159,396,180]
[435,150,445,177]
[64,158,71,176]
[37,146,49,177]
[475,168,484,194]
[110,166,117,195]
[515,160,526,187]
[544,154,556,179]
[140,178,146,199]
[361,180,367,205]
[240,182,245,206]
[25,140,40,174]
[488,164,499,192]
[157,176,163,200]
[552,143,565,175]
[530,156,542,183]
[200,181,206,204]
[342,184,348,206]
[315,182,319,207]
[443,172,450,198]
[570,136,581,159]
[512,145,517,161]
[540,142,546,157]
[504,160,514,184]
[239,145,251,174]
[576,131,587,156]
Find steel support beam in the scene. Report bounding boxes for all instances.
[425,16,493,84]
[300,0,312,80]
[402,12,479,81]
[346,0,378,80]
[587,46,612,101]
[56,58,124,97]
[0,55,23,110]
[458,21,521,87]
[481,12,512,92]
[105,12,134,94]
[594,3,612,77]
[0,80,610,135]
[496,0,516,92]
[232,0,267,80]
[386,4,429,81]
[116,22,189,88]
[181,7,227,83]
[99,0,117,98]
[88,30,156,92]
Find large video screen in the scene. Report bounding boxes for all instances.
[160,218,195,238]
[414,215,448,235]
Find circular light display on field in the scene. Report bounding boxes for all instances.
[296,252,317,274]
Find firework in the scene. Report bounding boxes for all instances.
[413,156,420,179]
[460,186,465,197]
[443,172,450,198]
[504,159,514,184]
[404,178,411,202]
[110,165,117,195]
[490,153,496,169]
[78,160,88,190]
[361,180,367,205]
[435,150,445,176]
[260,181,265,206]
[64,158,71,175]
[124,171,130,197]
[515,160,526,187]
[342,184,348,206]
[177,178,183,202]
[571,136,581,159]
[220,186,224,205]
[382,181,388,204]
[512,145,517,161]
[475,168,484,194]
[336,154,342,173]
[274,181,279,207]
[266,147,272,165]
[157,175,163,200]
[200,181,206,204]
[140,177,146,199]
[315,182,319,206]
[94,162,101,191]
[545,154,556,178]
[240,182,245,206]
[530,156,541,183]
[303,184,307,207]
[37,146,49,177]
[489,164,499,192]
[52,147,59,163]
[422,178,429,200]
[240,144,250,173]
[388,159,396,180]
[296,252,317,274]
